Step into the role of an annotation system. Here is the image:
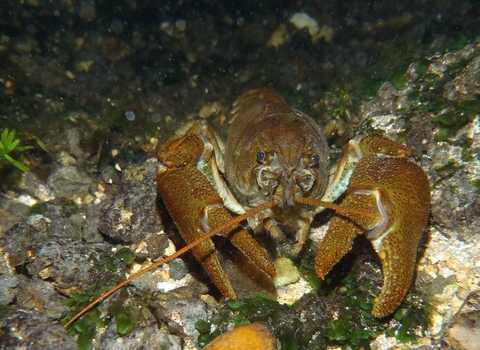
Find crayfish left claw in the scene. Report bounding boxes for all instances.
[315,135,430,317]
[157,131,276,300]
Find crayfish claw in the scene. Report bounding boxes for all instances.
[191,237,237,300]
[315,135,430,317]
[157,130,276,300]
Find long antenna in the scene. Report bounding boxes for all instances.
[63,199,278,329]
[295,196,375,218]
[65,196,373,328]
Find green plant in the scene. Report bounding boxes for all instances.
[325,89,354,121]
[0,128,33,172]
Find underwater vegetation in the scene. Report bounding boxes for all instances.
[61,248,137,350]
[196,259,432,349]
[0,128,33,172]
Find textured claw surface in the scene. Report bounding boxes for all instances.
[157,133,275,299]
[316,134,430,317]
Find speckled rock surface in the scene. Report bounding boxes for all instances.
[98,162,169,259]
[26,237,121,293]
[0,307,77,350]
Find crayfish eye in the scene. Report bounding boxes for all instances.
[256,151,266,162]
[311,154,320,165]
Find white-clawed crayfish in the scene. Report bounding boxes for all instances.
[65,88,430,328]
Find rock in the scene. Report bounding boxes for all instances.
[204,322,277,350]
[439,290,480,349]
[0,307,77,349]
[98,162,168,259]
[169,258,188,280]
[81,201,108,243]
[47,165,92,199]
[26,237,120,293]
[407,115,434,158]
[1,214,51,267]
[16,278,69,320]
[0,251,20,304]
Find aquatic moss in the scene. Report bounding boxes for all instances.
[298,248,324,290]
[63,249,137,346]
[63,284,110,350]
[195,319,211,334]
[108,300,136,335]
[63,285,139,348]
[115,247,136,265]
[196,319,222,346]
[470,179,480,194]
[387,295,432,344]
[91,248,135,272]
[431,159,459,190]
[0,128,33,172]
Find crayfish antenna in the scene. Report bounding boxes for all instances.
[63,199,278,329]
[295,196,375,219]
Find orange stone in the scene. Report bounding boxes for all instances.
[203,322,277,350]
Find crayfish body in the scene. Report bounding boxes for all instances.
[156,88,431,317]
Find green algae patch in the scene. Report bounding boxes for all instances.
[109,300,136,335]
[432,159,459,190]
[63,284,110,350]
[470,179,480,194]
[115,247,136,265]
[408,56,479,143]
[391,67,409,90]
[196,319,222,347]
[386,295,433,344]
[432,111,473,142]
[124,167,146,181]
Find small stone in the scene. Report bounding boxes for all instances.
[424,264,438,278]
[273,256,300,288]
[169,258,187,280]
[455,271,468,283]
[175,20,186,32]
[446,258,462,271]
[456,287,471,301]
[267,24,287,50]
[203,322,276,350]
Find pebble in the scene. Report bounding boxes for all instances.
[125,110,135,121]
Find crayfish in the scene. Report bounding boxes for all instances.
[65,88,430,329]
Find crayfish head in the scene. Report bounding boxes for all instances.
[251,116,330,209]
